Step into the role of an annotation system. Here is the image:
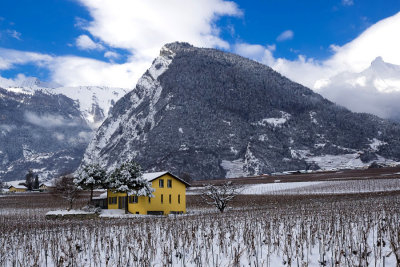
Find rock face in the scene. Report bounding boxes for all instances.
[0,88,92,181]
[83,42,400,180]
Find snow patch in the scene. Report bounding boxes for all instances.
[46,210,95,216]
[258,134,268,142]
[222,120,231,126]
[309,111,318,124]
[253,111,291,127]
[369,138,387,151]
[221,159,246,178]
[230,147,238,155]
[242,182,324,195]
[244,144,262,175]
[290,149,311,159]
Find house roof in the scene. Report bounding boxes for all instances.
[93,192,107,200]
[142,171,191,187]
[39,182,53,187]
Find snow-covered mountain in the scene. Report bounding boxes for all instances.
[0,78,128,128]
[0,79,129,181]
[316,57,400,122]
[82,43,400,180]
[0,88,92,181]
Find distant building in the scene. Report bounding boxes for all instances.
[39,182,53,192]
[8,185,28,193]
[107,172,190,215]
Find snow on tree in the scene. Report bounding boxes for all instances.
[74,163,107,202]
[0,177,3,192]
[202,181,241,213]
[107,160,154,213]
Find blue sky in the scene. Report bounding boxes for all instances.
[0,0,399,88]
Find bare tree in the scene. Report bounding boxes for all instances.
[52,174,80,210]
[201,181,241,213]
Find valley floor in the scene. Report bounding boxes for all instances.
[1,170,400,266]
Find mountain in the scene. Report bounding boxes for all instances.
[0,88,92,181]
[0,79,128,128]
[315,57,400,122]
[0,80,128,182]
[82,42,400,180]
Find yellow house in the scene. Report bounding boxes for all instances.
[107,172,190,215]
[8,185,28,193]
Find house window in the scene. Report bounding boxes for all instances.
[109,197,117,205]
[161,194,164,204]
[169,194,171,204]
[129,195,138,203]
[159,179,164,188]
[167,180,172,188]
[178,194,180,204]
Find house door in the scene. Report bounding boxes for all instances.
[118,196,126,209]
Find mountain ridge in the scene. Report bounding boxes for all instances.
[82,42,400,180]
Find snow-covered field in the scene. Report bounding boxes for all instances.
[2,178,400,266]
[1,193,400,266]
[189,178,400,196]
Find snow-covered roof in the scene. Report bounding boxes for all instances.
[142,171,169,182]
[142,171,191,186]
[93,192,107,199]
[7,180,25,187]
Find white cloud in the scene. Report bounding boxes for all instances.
[78,0,241,59]
[49,56,148,88]
[342,0,354,6]
[0,0,241,88]
[0,47,53,70]
[75,34,104,50]
[235,12,400,90]
[6,30,22,40]
[53,132,65,141]
[233,43,275,66]
[24,112,80,128]
[104,51,120,60]
[276,30,294,42]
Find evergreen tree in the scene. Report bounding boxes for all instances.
[24,170,34,191]
[74,163,107,202]
[33,175,40,190]
[107,160,154,213]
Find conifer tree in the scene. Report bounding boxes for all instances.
[24,169,34,191]
[33,175,39,190]
[107,160,154,213]
[74,163,107,202]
